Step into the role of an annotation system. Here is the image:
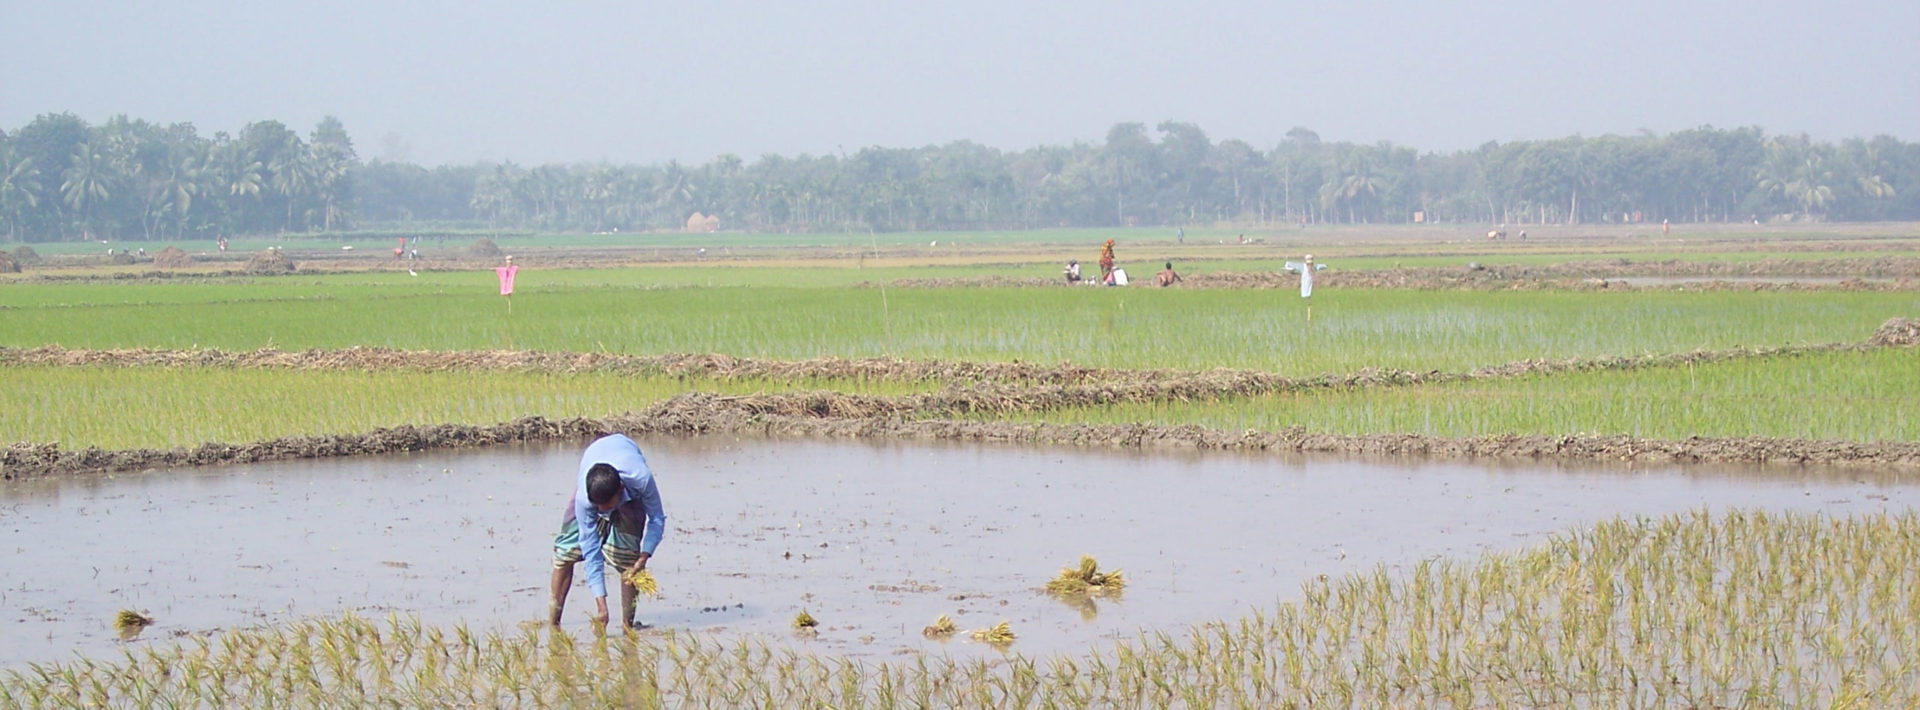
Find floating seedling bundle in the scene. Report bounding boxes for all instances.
[1045,555,1125,596]
[922,614,957,638]
[791,610,818,630]
[114,609,153,639]
[968,621,1015,646]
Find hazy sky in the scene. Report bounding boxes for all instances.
[5,0,1915,166]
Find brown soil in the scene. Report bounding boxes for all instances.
[243,249,295,274]
[1870,317,1920,347]
[465,238,504,259]
[152,246,194,268]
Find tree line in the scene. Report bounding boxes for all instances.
[3,113,1915,241]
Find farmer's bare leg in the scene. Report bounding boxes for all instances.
[549,564,574,626]
[620,576,639,627]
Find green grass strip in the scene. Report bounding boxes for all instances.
[996,348,1920,442]
[3,366,928,451]
[4,286,1914,373]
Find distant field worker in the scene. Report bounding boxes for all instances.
[1098,239,1116,281]
[1064,259,1082,283]
[1155,261,1182,287]
[550,434,667,630]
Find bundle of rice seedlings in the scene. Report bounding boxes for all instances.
[624,568,661,598]
[1045,555,1126,596]
[114,609,153,638]
[791,610,818,630]
[969,621,1015,645]
[922,614,957,638]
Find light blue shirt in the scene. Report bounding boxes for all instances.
[573,434,667,598]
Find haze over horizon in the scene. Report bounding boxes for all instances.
[5,0,1915,167]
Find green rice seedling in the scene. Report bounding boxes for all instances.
[791,610,818,631]
[625,568,661,599]
[1046,555,1126,596]
[114,609,153,638]
[6,276,1910,374]
[1005,346,1920,443]
[0,365,929,451]
[921,614,957,638]
[968,621,1016,646]
[3,509,1915,706]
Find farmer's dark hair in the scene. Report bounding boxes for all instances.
[586,464,622,505]
[1165,261,1172,270]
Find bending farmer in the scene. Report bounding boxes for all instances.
[550,433,667,629]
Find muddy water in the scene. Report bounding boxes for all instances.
[3,436,1917,666]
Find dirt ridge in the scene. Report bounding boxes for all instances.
[0,333,1890,391]
[8,407,1919,480]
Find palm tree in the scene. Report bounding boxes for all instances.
[1757,139,1835,221]
[0,150,42,241]
[270,139,316,232]
[62,143,112,240]
[162,150,204,237]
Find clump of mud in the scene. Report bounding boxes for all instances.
[0,251,17,273]
[1870,318,1920,347]
[152,246,194,268]
[466,238,504,259]
[243,249,295,274]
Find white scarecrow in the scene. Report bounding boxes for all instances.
[1283,254,1329,321]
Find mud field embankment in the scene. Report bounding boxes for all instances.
[5,319,1913,479]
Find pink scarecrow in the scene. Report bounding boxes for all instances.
[496,255,519,312]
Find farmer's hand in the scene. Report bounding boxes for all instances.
[633,552,651,572]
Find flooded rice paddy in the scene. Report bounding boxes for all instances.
[3,436,1916,667]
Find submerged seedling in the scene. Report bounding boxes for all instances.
[1046,555,1126,596]
[969,621,1016,646]
[922,614,958,638]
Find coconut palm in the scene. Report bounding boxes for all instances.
[62,143,113,239]
[269,139,316,231]
[0,149,42,240]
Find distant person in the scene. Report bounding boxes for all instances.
[1176,227,1185,244]
[1155,261,1182,287]
[550,434,667,630]
[1662,219,1670,237]
[1098,239,1116,282]
[1064,259,1082,283]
